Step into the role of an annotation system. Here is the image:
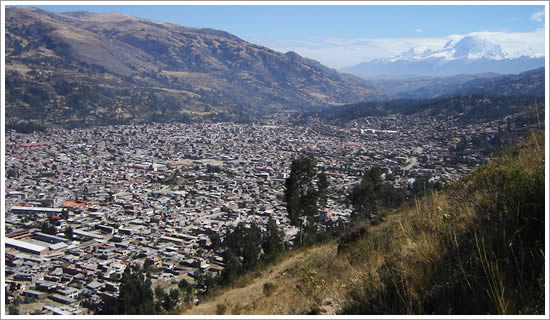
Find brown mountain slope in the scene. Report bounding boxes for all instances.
[5,7,389,126]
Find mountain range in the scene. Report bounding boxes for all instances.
[5,7,388,126]
[366,67,545,99]
[341,36,545,78]
[5,7,545,128]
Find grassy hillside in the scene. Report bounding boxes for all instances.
[181,131,545,315]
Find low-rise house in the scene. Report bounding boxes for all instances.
[14,273,36,282]
[86,281,103,291]
[49,293,76,305]
[56,286,79,299]
[35,280,58,292]
[23,289,47,299]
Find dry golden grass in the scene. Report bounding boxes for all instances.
[182,245,339,315]
[182,188,477,315]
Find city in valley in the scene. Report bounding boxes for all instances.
[4,111,510,315]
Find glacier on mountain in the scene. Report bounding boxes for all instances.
[389,36,509,62]
[341,35,544,77]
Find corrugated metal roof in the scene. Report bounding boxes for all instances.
[11,206,64,213]
[5,238,48,253]
[49,242,68,250]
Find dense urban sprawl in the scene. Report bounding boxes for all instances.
[4,112,510,315]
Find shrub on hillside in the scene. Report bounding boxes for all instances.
[263,282,278,297]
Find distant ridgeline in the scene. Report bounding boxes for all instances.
[304,94,545,124]
[364,67,545,100]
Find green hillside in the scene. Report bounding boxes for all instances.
[182,131,545,315]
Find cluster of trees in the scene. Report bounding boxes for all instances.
[40,214,62,235]
[64,226,74,240]
[154,285,180,312]
[349,166,447,224]
[349,166,409,224]
[284,154,408,245]
[40,221,56,235]
[284,154,329,246]
[6,121,47,133]
[39,213,74,239]
[98,265,155,314]
[284,154,414,244]
[349,166,385,223]
[96,264,196,315]
[135,217,286,302]
[219,216,285,286]
[284,155,410,233]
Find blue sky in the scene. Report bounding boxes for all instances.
[8,2,547,69]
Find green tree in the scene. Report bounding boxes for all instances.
[209,233,221,251]
[101,266,156,314]
[169,288,179,302]
[41,221,56,235]
[410,175,441,198]
[143,258,155,273]
[262,216,285,262]
[154,285,165,301]
[318,170,330,209]
[285,154,329,246]
[64,226,74,240]
[178,279,193,303]
[153,285,173,312]
[350,166,383,221]
[242,223,262,270]
[285,154,318,227]
[220,249,242,285]
[156,287,178,312]
[8,305,20,315]
[223,222,262,271]
[195,269,217,298]
[178,278,191,292]
[380,183,405,209]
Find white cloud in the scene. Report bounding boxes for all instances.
[530,10,545,22]
[252,29,546,69]
[257,37,448,69]
[416,28,423,33]
[462,29,546,58]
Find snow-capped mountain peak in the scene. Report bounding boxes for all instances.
[395,47,433,61]
[451,36,507,60]
[443,39,455,49]
[340,34,544,77]
[393,36,509,62]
